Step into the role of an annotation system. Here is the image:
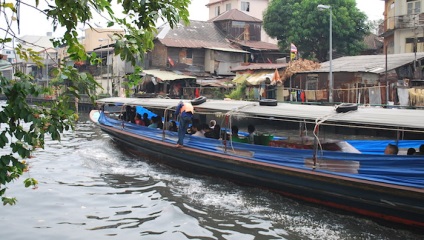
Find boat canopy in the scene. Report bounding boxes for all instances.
[96,97,424,132]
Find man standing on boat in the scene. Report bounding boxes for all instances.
[175,101,194,147]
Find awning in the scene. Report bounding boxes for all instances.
[232,73,252,84]
[246,71,274,85]
[143,69,196,81]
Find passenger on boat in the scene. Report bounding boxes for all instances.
[157,116,164,130]
[415,144,424,155]
[407,148,417,155]
[120,106,135,123]
[209,120,216,129]
[175,101,194,147]
[192,124,205,137]
[148,116,158,129]
[205,124,219,139]
[128,106,136,123]
[247,124,256,144]
[168,120,178,132]
[202,123,211,136]
[142,113,150,126]
[134,113,145,126]
[213,124,222,139]
[231,125,239,140]
[384,144,399,155]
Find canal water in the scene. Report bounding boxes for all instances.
[0,113,422,240]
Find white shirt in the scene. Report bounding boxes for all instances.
[192,131,205,137]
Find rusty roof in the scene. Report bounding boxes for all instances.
[363,33,383,50]
[156,21,241,50]
[230,40,280,51]
[231,63,288,72]
[304,52,424,74]
[208,9,262,23]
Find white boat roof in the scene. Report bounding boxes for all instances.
[96,97,424,131]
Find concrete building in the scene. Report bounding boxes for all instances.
[206,0,277,44]
[1,49,16,63]
[380,0,424,54]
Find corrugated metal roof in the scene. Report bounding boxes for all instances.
[363,33,383,50]
[205,47,249,53]
[231,63,287,71]
[231,40,280,51]
[156,20,236,49]
[307,52,424,74]
[143,69,196,81]
[208,9,262,23]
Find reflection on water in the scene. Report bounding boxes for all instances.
[0,115,422,240]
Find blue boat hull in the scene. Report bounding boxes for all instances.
[99,123,424,230]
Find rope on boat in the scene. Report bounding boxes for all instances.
[312,110,359,167]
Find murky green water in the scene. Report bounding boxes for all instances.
[0,114,422,240]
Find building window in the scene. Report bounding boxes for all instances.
[226,3,231,11]
[406,37,424,52]
[407,0,421,14]
[232,21,246,28]
[186,49,193,59]
[215,6,220,16]
[241,1,250,12]
[306,75,318,90]
[6,50,11,54]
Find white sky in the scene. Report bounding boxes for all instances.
[189,0,384,21]
[3,0,384,38]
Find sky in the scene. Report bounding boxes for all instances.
[189,0,384,21]
[3,0,384,38]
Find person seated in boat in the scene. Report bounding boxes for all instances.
[205,124,220,139]
[407,148,417,155]
[209,120,216,129]
[231,125,248,143]
[120,106,134,122]
[231,125,239,140]
[414,144,424,155]
[175,101,194,147]
[128,106,136,123]
[192,124,205,137]
[247,124,256,144]
[157,116,164,130]
[202,123,212,136]
[142,113,151,126]
[213,124,222,139]
[384,143,399,155]
[168,120,178,132]
[148,116,158,129]
[134,113,145,126]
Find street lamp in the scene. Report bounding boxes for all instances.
[99,38,110,96]
[317,4,333,103]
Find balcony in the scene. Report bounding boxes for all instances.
[378,13,424,37]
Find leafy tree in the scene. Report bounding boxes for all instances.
[368,19,384,35]
[0,0,190,205]
[263,0,369,62]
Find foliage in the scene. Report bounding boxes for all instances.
[263,0,369,62]
[0,0,190,205]
[368,19,384,35]
[226,82,247,100]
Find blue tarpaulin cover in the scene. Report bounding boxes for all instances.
[99,112,424,189]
